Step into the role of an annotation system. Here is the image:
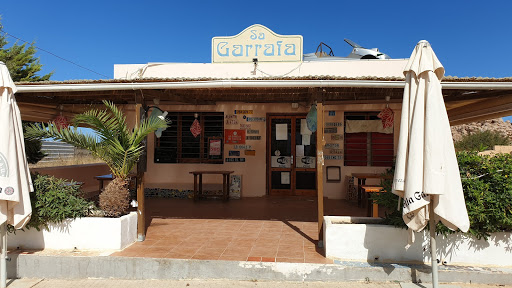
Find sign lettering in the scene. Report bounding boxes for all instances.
[212,24,303,63]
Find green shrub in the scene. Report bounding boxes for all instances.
[373,151,512,239]
[14,173,96,231]
[454,130,510,152]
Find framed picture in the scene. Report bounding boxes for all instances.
[326,166,341,182]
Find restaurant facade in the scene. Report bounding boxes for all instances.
[14,24,512,238]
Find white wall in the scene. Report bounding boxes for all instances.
[114,59,408,80]
[8,212,137,251]
[324,216,512,267]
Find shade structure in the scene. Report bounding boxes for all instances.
[392,41,470,287]
[0,62,33,288]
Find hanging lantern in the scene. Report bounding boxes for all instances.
[53,115,69,130]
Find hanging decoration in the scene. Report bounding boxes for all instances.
[190,113,202,138]
[378,107,394,129]
[306,104,317,132]
[53,105,69,130]
[150,108,168,138]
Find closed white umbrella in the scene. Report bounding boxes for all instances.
[392,41,470,288]
[0,62,33,288]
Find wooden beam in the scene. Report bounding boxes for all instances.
[315,89,325,247]
[134,103,146,241]
[448,94,512,125]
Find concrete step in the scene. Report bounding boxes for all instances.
[7,254,512,284]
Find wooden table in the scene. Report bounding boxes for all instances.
[189,171,234,201]
[94,174,113,192]
[351,173,392,208]
[94,173,136,192]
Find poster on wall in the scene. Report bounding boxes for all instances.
[276,123,288,140]
[224,129,246,144]
[281,172,290,185]
[208,137,222,156]
[230,175,241,199]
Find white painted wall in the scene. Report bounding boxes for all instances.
[324,216,512,267]
[8,212,137,251]
[114,59,408,80]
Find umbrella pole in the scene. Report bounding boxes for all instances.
[0,223,6,288]
[429,204,439,288]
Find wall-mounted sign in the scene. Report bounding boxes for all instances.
[225,129,246,144]
[245,150,256,156]
[325,122,343,127]
[296,156,316,168]
[325,143,340,149]
[234,110,253,114]
[331,134,343,141]
[329,149,344,154]
[225,158,246,162]
[234,144,252,150]
[229,150,240,156]
[212,24,303,63]
[245,117,266,122]
[325,155,343,160]
[225,114,238,125]
[328,111,336,116]
[246,136,261,140]
[246,129,259,134]
[240,124,252,129]
[324,127,337,134]
[271,156,291,168]
[226,119,238,125]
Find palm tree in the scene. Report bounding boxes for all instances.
[25,100,169,217]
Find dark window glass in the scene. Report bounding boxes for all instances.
[154,112,224,164]
[344,112,394,167]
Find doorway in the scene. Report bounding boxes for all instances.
[267,115,317,196]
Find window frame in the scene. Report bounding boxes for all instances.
[154,112,224,164]
[343,111,394,167]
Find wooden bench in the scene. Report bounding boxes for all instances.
[360,185,385,218]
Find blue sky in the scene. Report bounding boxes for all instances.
[2,0,511,119]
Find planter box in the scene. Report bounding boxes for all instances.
[324,216,512,267]
[8,212,137,251]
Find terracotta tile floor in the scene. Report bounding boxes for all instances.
[112,218,332,263]
[112,197,380,264]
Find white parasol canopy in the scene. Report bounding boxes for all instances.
[0,61,33,287]
[392,41,470,288]
[392,41,469,233]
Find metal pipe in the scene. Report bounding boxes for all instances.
[429,204,439,288]
[15,79,512,94]
[0,223,6,288]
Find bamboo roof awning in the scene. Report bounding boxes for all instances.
[13,76,512,125]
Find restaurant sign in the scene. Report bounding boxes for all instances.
[212,24,303,63]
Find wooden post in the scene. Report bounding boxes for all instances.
[136,173,145,241]
[316,101,325,246]
[135,104,146,241]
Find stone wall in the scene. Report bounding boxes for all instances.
[451,118,512,142]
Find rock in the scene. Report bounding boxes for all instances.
[451,118,512,142]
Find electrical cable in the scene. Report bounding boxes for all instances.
[0,29,110,79]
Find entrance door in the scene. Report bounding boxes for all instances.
[267,115,317,196]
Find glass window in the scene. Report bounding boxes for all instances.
[344,112,393,167]
[154,112,224,164]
